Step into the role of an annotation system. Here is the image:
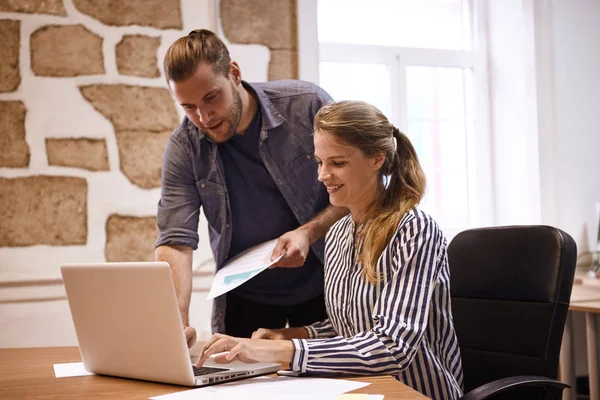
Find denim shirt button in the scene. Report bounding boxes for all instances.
[306,154,311,159]
[226,224,230,228]
[200,183,206,188]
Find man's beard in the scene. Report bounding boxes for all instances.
[205,82,243,143]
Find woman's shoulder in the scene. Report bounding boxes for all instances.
[327,213,354,239]
[394,208,446,243]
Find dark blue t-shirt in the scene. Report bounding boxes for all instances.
[218,108,323,305]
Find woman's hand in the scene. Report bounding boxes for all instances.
[196,333,294,367]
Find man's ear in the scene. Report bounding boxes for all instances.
[229,61,242,85]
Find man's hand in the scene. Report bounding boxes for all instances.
[184,326,197,349]
[270,229,311,268]
[251,328,289,340]
[196,333,294,367]
[251,327,309,340]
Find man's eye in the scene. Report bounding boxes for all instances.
[333,161,346,166]
[183,105,195,110]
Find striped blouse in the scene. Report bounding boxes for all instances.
[291,209,463,400]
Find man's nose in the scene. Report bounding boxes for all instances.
[196,108,211,125]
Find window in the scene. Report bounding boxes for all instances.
[313,0,491,237]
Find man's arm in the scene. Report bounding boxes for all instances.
[271,205,348,267]
[155,244,194,326]
[298,205,349,245]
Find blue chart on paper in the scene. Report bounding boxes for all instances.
[223,269,262,286]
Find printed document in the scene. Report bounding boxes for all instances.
[53,362,94,378]
[149,376,375,399]
[207,239,284,300]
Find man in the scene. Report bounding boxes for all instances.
[155,29,347,347]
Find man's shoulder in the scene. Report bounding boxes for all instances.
[252,80,329,101]
[170,116,203,145]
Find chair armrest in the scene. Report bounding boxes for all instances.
[460,375,570,400]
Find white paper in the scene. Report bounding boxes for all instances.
[150,376,371,400]
[207,239,284,300]
[53,362,94,378]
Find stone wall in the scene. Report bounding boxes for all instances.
[221,0,298,80]
[0,0,297,283]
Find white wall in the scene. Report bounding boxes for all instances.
[0,0,270,347]
[486,0,543,226]
[542,0,600,380]
[546,0,600,253]
[0,0,269,283]
[487,0,600,255]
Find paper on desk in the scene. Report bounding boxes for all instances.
[207,239,284,300]
[53,362,94,378]
[149,376,372,400]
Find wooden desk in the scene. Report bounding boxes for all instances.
[0,347,428,399]
[560,282,600,400]
[569,300,600,400]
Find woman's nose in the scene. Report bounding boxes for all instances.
[317,166,330,182]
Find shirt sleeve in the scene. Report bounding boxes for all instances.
[155,135,201,250]
[311,84,334,116]
[291,215,444,375]
[304,319,337,339]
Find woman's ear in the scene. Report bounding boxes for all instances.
[372,152,386,171]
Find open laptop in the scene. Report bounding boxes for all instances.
[60,262,281,386]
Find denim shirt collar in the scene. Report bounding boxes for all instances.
[244,81,286,132]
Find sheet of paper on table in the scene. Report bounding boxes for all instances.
[149,376,382,400]
[53,362,94,378]
[206,239,284,300]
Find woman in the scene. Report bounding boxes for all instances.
[198,101,463,399]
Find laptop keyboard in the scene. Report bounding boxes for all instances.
[192,366,229,376]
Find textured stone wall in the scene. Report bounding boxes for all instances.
[46,138,109,171]
[221,0,299,80]
[116,35,161,78]
[0,176,87,246]
[105,215,159,262]
[73,0,182,29]
[0,0,66,16]
[0,19,21,92]
[0,101,30,167]
[30,24,105,77]
[0,0,296,282]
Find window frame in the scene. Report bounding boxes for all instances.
[298,0,495,235]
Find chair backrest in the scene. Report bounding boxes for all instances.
[448,226,577,395]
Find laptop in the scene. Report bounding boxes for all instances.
[60,262,281,386]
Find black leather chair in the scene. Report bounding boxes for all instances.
[448,226,577,400]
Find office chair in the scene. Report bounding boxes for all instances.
[448,226,577,400]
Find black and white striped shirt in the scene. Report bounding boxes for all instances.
[291,209,463,400]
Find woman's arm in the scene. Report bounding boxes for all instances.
[291,216,444,375]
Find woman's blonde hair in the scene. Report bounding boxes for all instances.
[314,101,426,284]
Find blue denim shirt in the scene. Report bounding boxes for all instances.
[156,80,333,333]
